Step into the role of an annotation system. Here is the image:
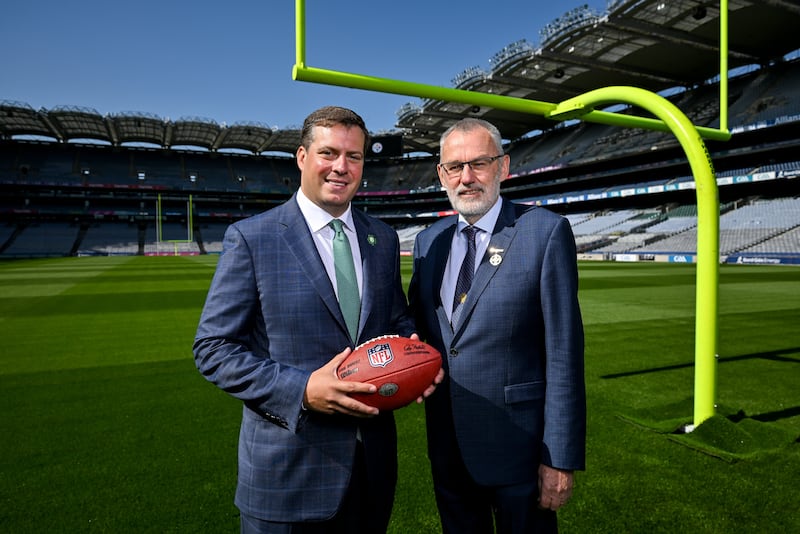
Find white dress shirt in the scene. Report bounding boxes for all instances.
[295,189,363,299]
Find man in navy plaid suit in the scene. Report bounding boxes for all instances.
[194,106,434,533]
[409,118,586,533]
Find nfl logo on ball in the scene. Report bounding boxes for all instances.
[367,343,394,368]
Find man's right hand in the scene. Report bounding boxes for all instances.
[303,347,380,417]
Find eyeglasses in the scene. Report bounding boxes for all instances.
[438,155,504,177]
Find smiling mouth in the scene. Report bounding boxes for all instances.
[458,188,482,196]
[326,177,350,188]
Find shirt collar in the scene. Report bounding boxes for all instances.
[457,196,502,235]
[296,188,355,233]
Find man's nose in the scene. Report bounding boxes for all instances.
[459,164,476,183]
[332,154,350,174]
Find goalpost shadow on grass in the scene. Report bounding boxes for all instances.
[600,346,800,380]
[608,346,800,459]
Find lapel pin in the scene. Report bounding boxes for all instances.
[368,235,377,246]
[488,247,504,266]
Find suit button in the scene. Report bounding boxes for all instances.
[449,348,458,357]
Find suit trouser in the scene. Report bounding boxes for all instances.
[240,441,390,534]
[431,433,557,534]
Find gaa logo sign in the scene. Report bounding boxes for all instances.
[367,342,394,368]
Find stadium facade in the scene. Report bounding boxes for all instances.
[2,0,799,263]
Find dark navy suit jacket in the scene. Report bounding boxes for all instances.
[194,194,414,522]
[409,198,586,486]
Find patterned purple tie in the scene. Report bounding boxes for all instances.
[452,226,477,326]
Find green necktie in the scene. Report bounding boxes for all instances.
[330,219,360,342]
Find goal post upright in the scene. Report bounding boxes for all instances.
[292,0,732,428]
[156,193,195,255]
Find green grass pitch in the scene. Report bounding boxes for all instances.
[0,256,798,533]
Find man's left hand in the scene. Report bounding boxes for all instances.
[537,464,574,511]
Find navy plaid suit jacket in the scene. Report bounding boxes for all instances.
[194,194,414,522]
[409,198,586,486]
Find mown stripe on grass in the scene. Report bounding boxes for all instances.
[2,289,210,316]
[0,358,241,533]
[0,257,210,374]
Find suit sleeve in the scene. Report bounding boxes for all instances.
[540,217,586,470]
[407,237,424,338]
[193,224,308,432]
[390,236,416,338]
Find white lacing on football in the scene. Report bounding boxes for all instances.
[354,334,400,351]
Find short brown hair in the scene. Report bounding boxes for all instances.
[300,106,370,153]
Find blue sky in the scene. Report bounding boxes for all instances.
[1,0,607,133]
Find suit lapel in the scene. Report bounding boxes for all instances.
[353,211,377,342]
[432,220,458,340]
[279,197,348,336]
[451,200,520,336]
[433,222,458,307]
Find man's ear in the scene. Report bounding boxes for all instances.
[436,165,448,188]
[296,145,306,171]
[500,155,510,181]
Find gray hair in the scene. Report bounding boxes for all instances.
[439,118,503,159]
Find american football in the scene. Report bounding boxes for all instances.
[337,335,442,411]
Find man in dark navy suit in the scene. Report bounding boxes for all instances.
[409,118,586,534]
[195,106,439,533]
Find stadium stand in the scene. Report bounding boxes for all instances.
[2,222,81,257]
[628,198,800,256]
[78,222,142,256]
[0,223,18,248]
[741,226,800,255]
[2,0,799,262]
[396,225,428,253]
[194,223,230,254]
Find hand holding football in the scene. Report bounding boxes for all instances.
[337,335,441,411]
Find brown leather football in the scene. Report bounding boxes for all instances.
[337,335,441,411]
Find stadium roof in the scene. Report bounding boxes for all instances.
[2,0,799,156]
[398,0,800,153]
